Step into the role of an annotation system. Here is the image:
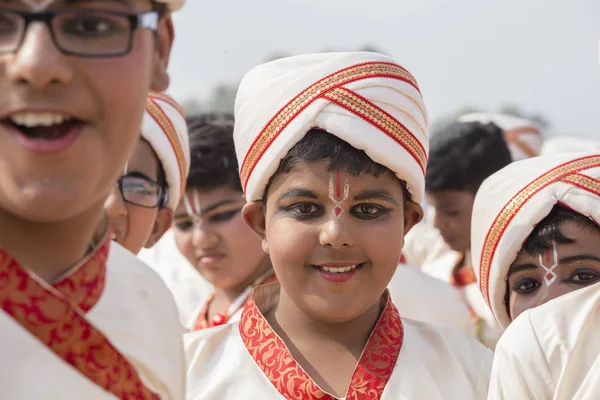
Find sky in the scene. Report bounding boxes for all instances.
[168,0,600,138]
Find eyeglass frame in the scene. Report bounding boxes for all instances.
[117,173,169,209]
[0,8,159,58]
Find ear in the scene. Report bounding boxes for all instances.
[151,14,175,92]
[144,208,174,248]
[242,201,269,254]
[403,201,423,236]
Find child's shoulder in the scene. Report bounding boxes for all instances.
[401,317,493,369]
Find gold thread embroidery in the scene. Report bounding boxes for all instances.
[561,173,600,196]
[146,98,188,204]
[240,62,420,190]
[479,155,600,304]
[323,87,427,172]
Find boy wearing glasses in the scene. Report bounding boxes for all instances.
[0,1,185,399]
[105,91,190,256]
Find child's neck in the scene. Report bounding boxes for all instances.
[462,249,472,269]
[266,288,383,397]
[0,204,106,283]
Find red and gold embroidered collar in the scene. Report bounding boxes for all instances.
[0,228,159,399]
[239,283,403,399]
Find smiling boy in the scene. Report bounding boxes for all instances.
[0,1,185,399]
[185,52,492,399]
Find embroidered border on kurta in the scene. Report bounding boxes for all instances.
[239,286,403,399]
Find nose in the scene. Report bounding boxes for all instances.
[319,215,354,249]
[6,23,73,89]
[536,283,571,308]
[192,222,219,249]
[104,186,127,219]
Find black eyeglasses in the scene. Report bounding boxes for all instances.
[0,8,158,58]
[118,174,168,209]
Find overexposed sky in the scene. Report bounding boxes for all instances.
[168,0,600,137]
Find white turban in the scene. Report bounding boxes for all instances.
[540,135,600,156]
[233,52,429,204]
[142,91,190,209]
[459,112,543,161]
[471,150,600,328]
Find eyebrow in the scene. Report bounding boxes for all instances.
[174,199,239,219]
[277,188,318,202]
[507,263,538,278]
[507,254,600,278]
[353,189,399,205]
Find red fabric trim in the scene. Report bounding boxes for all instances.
[239,286,403,399]
[52,235,110,313]
[322,86,426,173]
[240,61,420,193]
[0,244,159,399]
[479,155,600,306]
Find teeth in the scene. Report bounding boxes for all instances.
[10,112,72,127]
[321,264,358,273]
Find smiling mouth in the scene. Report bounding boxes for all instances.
[2,112,85,153]
[310,263,366,273]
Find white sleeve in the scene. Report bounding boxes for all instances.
[488,312,554,400]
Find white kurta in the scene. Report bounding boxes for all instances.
[0,241,186,399]
[387,265,475,336]
[489,283,600,400]
[421,253,502,349]
[138,229,213,326]
[185,284,493,400]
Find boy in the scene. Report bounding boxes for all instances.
[185,52,492,399]
[171,113,274,330]
[422,121,512,348]
[469,150,600,399]
[0,1,185,399]
[105,91,190,255]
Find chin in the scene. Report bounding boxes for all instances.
[304,297,371,324]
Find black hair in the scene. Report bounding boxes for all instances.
[186,113,240,192]
[265,129,409,205]
[425,121,512,193]
[522,205,600,256]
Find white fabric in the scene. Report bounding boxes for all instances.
[421,253,502,350]
[489,282,600,400]
[142,92,190,209]
[234,52,429,204]
[541,135,600,156]
[388,265,475,336]
[185,317,492,400]
[0,242,185,399]
[138,229,213,328]
[402,221,456,268]
[458,112,543,161]
[471,150,600,328]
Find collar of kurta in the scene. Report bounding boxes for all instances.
[0,228,160,399]
[239,282,404,399]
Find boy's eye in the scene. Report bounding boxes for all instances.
[175,221,193,232]
[512,278,541,294]
[350,204,389,219]
[287,203,322,219]
[569,269,600,285]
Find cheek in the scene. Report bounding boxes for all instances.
[82,35,155,195]
[126,207,157,241]
[220,216,264,260]
[174,230,195,265]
